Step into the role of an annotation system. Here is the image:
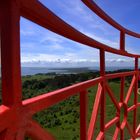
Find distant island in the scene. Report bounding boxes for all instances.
[21,66,135,76]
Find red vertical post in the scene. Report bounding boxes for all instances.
[100,49,105,139]
[0,0,22,106]
[133,57,138,134]
[120,77,125,140]
[80,90,87,140]
[120,31,125,51]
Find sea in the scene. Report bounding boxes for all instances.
[21,66,134,76]
[0,66,135,77]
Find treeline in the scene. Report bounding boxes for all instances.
[0,69,133,103]
[0,69,134,140]
[22,71,99,99]
[22,69,133,99]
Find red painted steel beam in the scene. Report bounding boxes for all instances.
[19,0,140,58]
[120,103,128,130]
[2,126,20,140]
[0,0,22,106]
[113,127,120,140]
[136,124,140,134]
[105,117,119,130]
[96,131,104,140]
[0,106,11,132]
[15,128,25,140]
[133,58,138,135]
[128,105,136,112]
[0,0,140,139]
[80,90,88,140]
[105,83,120,111]
[0,105,30,139]
[82,0,140,38]
[124,75,136,104]
[100,49,105,140]
[126,122,135,138]
[105,71,136,80]
[88,83,102,140]
[22,77,102,115]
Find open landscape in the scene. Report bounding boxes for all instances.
[0,69,139,139]
[1,0,140,139]
[13,69,140,139]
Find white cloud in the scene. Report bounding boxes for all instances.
[20,1,139,68]
[21,51,135,68]
[39,0,109,32]
[21,52,99,67]
[21,52,97,63]
[106,58,133,63]
[21,53,60,63]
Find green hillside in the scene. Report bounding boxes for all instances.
[0,71,139,139]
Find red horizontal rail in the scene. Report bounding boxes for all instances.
[105,71,137,79]
[22,70,138,115]
[82,0,140,38]
[22,77,102,115]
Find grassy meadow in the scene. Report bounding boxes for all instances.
[0,70,139,139]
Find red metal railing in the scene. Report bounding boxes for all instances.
[0,0,140,139]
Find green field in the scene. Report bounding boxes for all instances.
[0,71,139,139]
[21,71,140,140]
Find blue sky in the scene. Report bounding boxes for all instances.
[20,0,140,68]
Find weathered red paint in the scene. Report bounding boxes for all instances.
[0,0,140,139]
